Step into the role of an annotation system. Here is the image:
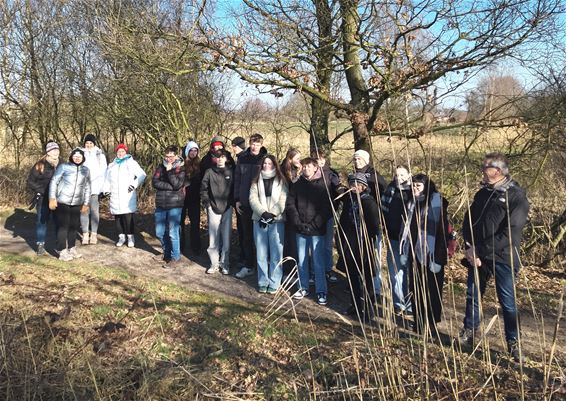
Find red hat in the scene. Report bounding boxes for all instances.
[115,143,128,153]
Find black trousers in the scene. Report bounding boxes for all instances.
[239,206,256,269]
[181,199,201,253]
[55,203,81,251]
[115,213,135,235]
[409,260,445,335]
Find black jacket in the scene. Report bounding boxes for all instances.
[321,165,346,209]
[355,165,387,201]
[200,150,235,178]
[233,147,268,207]
[463,179,529,268]
[285,172,331,236]
[382,181,412,240]
[200,166,234,214]
[152,160,186,210]
[27,158,58,196]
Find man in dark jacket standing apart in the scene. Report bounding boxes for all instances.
[234,133,268,279]
[286,157,331,305]
[153,145,186,269]
[460,152,529,362]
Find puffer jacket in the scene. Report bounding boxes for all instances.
[152,157,186,210]
[103,155,147,215]
[49,162,91,206]
[82,146,107,194]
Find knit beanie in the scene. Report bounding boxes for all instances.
[184,140,199,158]
[353,150,370,166]
[231,136,246,149]
[45,141,59,153]
[348,172,368,188]
[83,133,97,146]
[115,143,128,153]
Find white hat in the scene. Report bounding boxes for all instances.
[353,149,370,165]
[184,140,199,158]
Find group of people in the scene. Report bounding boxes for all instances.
[27,134,529,361]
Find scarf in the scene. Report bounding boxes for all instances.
[480,175,514,193]
[258,174,282,213]
[381,179,411,214]
[400,191,443,273]
[260,169,276,180]
[162,156,185,169]
[303,167,322,181]
[114,154,132,165]
[45,154,59,168]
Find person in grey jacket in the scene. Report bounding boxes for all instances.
[48,148,91,261]
[200,150,234,274]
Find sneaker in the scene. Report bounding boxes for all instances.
[235,267,254,279]
[58,249,73,262]
[508,340,525,363]
[163,259,181,269]
[292,289,309,300]
[68,247,82,259]
[458,327,476,347]
[206,266,218,274]
[127,234,135,248]
[36,243,46,256]
[81,233,90,245]
[258,286,268,293]
[116,234,126,247]
[266,287,278,295]
[317,293,328,305]
[327,271,339,283]
[90,233,98,244]
[220,266,230,275]
[309,277,315,285]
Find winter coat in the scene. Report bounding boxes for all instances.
[320,164,346,210]
[233,147,268,207]
[152,157,186,210]
[249,175,288,222]
[381,180,412,240]
[355,164,387,201]
[102,156,147,215]
[200,149,235,178]
[27,158,59,196]
[285,171,331,236]
[82,146,107,194]
[200,166,234,214]
[49,162,91,206]
[463,178,529,268]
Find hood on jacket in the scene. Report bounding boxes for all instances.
[69,148,85,166]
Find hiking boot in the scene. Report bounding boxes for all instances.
[36,243,46,256]
[58,249,73,262]
[68,247,82,259]
[163,259,181,269]
[82,233,90,245]
[508,340,525,363]
[127,234,135,248]
[317,293,328,306]
[116,234,126,247]
[235,266,254,279]
[90,233,98,244]
[206,266,218,274]
[292,289,309,300]
[458,327,477,347]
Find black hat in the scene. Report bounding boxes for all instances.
[231,136,246,149]
[83,133,97,146]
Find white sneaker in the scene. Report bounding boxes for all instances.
[116,234,126,247]
[127,234,135,248]
[90,233,98,244]
[58,249,73,262]
[68,247,82,259]
[81,233,90,245]
[206,266,217,274]
[235,266,254,279]
[220,266,230,275]
[292,289,309,300]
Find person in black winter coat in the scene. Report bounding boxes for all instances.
[285,157,331,305]
[26,140,61,255]
[152,145,186,269]
[460,153,529,362]
[200,150,234,275]
[400,173,448,336]
[338,173,381,321]
[200,135,235,177]
[233,133,268,279]
[181,140,202,254]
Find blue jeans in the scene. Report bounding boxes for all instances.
[463,261,519,343]
[296,234,326,294]
[373,235,383,296]
[155,207,182,261]
[323,218,334,272]
[387,239,411,312]
[36,197,55,244]
[254,221,284,290]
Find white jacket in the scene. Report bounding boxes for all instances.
[103,155,146,215]
[82,146,107,194]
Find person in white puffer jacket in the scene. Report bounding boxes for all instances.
[80,134,107,245]
[102,143,146,247]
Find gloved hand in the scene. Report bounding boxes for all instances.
[81,205,90,214]
[127,185,135,193]
[261,212,275,224]
[48,199,57,210]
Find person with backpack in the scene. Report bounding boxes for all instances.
[48,148,91,261]
[26,140,61,255]
[80,134,107,245]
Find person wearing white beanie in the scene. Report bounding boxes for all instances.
[182,140,202,254]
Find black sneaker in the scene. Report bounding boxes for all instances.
[458,327,476,347]
[326,271,339,283]
[508,340,525,363]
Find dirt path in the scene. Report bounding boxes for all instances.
[1,207,564,362]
